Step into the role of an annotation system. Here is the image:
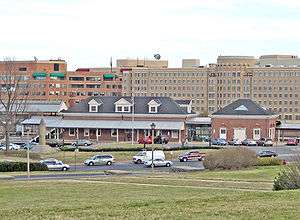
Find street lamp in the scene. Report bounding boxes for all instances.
[150,122,156,171]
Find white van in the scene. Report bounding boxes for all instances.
[132,150,165,164]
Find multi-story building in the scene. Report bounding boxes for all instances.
[0,60,122,106]
[122,56,300,121]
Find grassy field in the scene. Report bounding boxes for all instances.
[0,166,299,220]
[0,148,216,165]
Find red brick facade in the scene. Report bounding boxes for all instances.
[211,116,278,141]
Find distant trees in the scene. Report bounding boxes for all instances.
[0,58,30,150]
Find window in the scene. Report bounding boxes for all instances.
[117,106,122,112]
[111,129,117,137]
[90,105,97,112]
[124,106,130,112]
[84,129,89,137]
[54,63,60,71]
[171,130,179,138]
[69,128,76,136]
[19,67,27,71]
[150,106,157,113]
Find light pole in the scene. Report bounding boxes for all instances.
[26,129,30,179]
[150,122,156,172]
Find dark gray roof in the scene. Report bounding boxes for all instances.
[64,96,190,114]
[212,99,275,116]
[175,100,191,105]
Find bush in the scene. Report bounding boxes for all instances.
[0,150,41,160]
[60,145,221,152]
[273,155,300,191]
[256,157,284,166]
[203,147,257,170]
[0,162,48,172]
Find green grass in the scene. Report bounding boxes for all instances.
[0,166,299,220]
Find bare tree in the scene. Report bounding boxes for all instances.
[0,58,29,150]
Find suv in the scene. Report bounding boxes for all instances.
[72,139,92,147]
[179,151,205,162]
[84,155,114,166]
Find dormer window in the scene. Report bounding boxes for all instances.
[150,106,157,113]
[88,99,101,112]
[147,99,161,113]
[114,98,132,113]
[90,105,98,112]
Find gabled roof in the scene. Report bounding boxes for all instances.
[64,96,191,115]
[212,99,275,116]
[88,99,102,105]
[114,98,132,105]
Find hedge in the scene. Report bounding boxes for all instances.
[256,157,284,166]
[0,162,48,172]
[60,145,221,152]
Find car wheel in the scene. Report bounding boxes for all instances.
[88,162,94,166]
[166,163,171,167]
[84,143,88,146]
[107,161,112,166]
[137,159,142,164]
[62,167,68,171]
[183,158,188,162]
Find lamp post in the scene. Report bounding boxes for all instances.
[150,122,156,172]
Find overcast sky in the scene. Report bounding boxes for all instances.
[1,0,300,70]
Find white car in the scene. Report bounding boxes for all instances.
[144,159,173,167]
[0,143,21,150]
[41,159,70,171]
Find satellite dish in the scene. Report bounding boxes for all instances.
[154,54,161,60]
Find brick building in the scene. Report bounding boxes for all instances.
[21,96,196,143]
[211,99,278,141]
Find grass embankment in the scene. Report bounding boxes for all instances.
[0,166,299,220]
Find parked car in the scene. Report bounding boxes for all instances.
[40,159,70,171]
[132,150,165,164]
[242,139,257,146]
[138,136,152,144]
[228,139,242,146]
[257,150,278,157]
[153,135,169,144]
[256,138,273,146]
[72,139,92,147]
[287,138,298,146]
[0,143,21,150]
[211,138,227,146]
[178,151,205,162]
[84,155,114,166]
[264,139,273,146]
[144,159,173,167]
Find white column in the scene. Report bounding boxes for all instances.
[21,125,24,137]
[136,129,139,142]
[116,129,119,143]
[76,128,79,139]
[56,129,59,140]
[178,129,181,143]
[96,128,99,141]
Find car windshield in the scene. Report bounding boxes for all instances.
[91,156,98,160]
[137,152,146,156]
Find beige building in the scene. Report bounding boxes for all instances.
[121,56,300,121]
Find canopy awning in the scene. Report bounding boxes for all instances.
[32,72,47,77]
[103,73,114,79]
[50,72,65,78]
[22,116,184,130]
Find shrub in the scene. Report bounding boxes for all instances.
[203,147,257,170]
[273,155,300,191]
[60,145,221,152]
[256,157,284,166]
[0,150,41,160]
[0,162,48,172]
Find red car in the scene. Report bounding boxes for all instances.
[287,138,298,146]
[178,151,206,162]
[138,136,152,144]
